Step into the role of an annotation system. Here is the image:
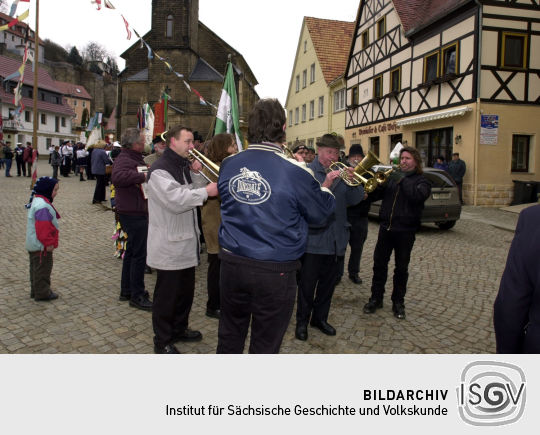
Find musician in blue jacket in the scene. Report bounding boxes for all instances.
[217,98,336,354]
[494,204,540,353]
[295,134,364,341]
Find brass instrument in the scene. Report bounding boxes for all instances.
[329,150,394,192]
[188,148,220,183]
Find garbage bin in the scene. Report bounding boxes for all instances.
[531,181,540,203]
[511,180,535,205]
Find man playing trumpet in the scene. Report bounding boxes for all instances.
[295,134,364,341]
[363,146,431,320]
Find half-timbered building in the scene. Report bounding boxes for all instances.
[345,0,540,205]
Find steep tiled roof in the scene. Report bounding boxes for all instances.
[0,54,61,93]
[54,81,92,100]
[393,0,472,35]
[0,87,75,116]
[189,58,223,82]
[0,11,44,45]
[305,17,355,84]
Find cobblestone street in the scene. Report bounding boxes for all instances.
[0,161,518,354]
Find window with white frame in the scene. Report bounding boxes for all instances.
[318,96,324,116]
[334,88,346,112]
[310,63,315,83]
[288,110,293,127]
[302,70,307,88]
[309,100,315,119]
[295,107,299,124]
[295,75,300,92]
[302,104,306,122]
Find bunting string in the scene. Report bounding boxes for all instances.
[91,1,218,110]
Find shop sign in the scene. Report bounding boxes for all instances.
[358,122,400,136]
[480,115,498,145]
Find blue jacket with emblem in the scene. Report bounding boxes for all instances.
[305,158,364,256]
[218,143,336,262]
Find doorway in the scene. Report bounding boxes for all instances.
[415,127,453,167]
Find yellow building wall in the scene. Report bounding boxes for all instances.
[285,22,347,147]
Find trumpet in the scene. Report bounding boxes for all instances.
[329,150,394,192]
[188,148,220,183]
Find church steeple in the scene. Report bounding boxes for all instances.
[151,0,199,50]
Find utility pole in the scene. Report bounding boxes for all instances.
[31,0,39,185]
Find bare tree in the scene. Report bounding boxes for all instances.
[0,0,8,14]
[82,41,110,64]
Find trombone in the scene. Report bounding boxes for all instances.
[188,148,220,183]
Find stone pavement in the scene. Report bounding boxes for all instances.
[0,160,523,354]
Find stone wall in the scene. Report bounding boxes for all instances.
[463,183,514,206]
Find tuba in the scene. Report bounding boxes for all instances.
[188,148,220,183]
[329,150,394,193]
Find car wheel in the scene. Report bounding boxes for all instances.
[436,220,456,230]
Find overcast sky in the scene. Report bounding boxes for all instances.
[13,0,359,104]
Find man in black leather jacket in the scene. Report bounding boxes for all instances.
[363,146,431,319]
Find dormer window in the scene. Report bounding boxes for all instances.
[166,15,173,38]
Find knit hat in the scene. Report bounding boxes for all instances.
[25,177,59,208]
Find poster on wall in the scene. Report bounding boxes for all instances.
[480,114,499,145]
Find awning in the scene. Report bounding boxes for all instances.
[396,106,472,126]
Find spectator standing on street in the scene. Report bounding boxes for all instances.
[50,146,61,179]
[14,143,26,176]
[23,142,34,178]
[91,141,112,204]
[25,176,61,301]
[146,125,218,353]
[111,128,152,311]
[3,141,14,177]
[363,147,431,320]
[76,143,89,181]
[0,141,5,169]
[448,152,466,204]
[433,156,449,172]
[494,204,540,353]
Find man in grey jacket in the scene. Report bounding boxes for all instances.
[295,134,364,341]
[146,125,218,354]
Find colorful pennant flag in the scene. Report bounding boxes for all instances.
[9,0,30,18]
[121,14,131,40]
[215,62,243,150]
[0,9,30,31]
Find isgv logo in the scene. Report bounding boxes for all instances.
[457,361,526,426]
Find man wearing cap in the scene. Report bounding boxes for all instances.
[295,134,364,341]
[144,135,167,167]
[292,143,309,162]
[304,147,316,164]
[336,144,372,285]
[14,143,26,176]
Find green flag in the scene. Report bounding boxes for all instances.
[214,62,243,149]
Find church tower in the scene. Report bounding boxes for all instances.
[151,0,199,50]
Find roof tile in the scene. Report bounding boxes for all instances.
[305,17,355,84]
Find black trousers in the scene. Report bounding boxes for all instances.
[217,259,297,354]
[456,181,464,204]
[296,253,338,325]
[52,165,59,179]
[93,174,107,202]
[207,253,220,310]
[370,227,416,304]
[153,267,195,348]
[16,158,26,176]
[29,251,53,299]
[337,216,369,278]
[118,214,148,300]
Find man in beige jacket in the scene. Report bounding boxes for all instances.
[146,125,218,354]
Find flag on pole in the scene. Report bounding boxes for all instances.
[214,62,243,150]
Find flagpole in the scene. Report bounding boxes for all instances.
[205,54,232,143]
[31,0,39,187]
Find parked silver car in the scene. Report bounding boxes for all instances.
[367,166,462,230]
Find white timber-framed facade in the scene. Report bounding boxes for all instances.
[345,0,540,205]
